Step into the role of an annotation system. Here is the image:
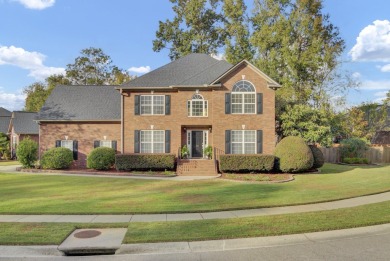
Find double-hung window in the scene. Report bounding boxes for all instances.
[140,130,165,153]
[231,130,256,154]
[140,95,165,115]
[61,140,74,151]
[231,80,256,114]
[187,94,208,117]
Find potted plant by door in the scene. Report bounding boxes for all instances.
[181,145,189,159]
[203,146,213,159]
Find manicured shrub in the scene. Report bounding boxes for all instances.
[274,136,314,173]
[41,147,73,169]
[342,157,369,164]
[340,138,369,160]
[309,145,325,169]
[16,137,38,168]
[116,154,175,171]
[219,155,276,173]
[87,147,116,170]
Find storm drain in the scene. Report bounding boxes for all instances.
[58,228,127,256]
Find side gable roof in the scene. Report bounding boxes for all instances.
[122,53,233,88]
[0,116,11,134]
[0,107,11,117]
[36,85,121,121]
[10,112,39,135]
[210,60,282,89]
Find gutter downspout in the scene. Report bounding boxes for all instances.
[120,89,124,154]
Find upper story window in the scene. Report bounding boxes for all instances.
[231,80,256,114]
[140,95,165,115]
[187,93,208,117]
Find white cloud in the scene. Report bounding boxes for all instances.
[358,80,390,90]
[13,0,55,10]
[349,20,390,62]
[0,45,65,80]
[128,66,151,74]
[352,72,361,79]
[379,64,390,72]
[210,53,225,61]
[373,91,389,103]
[0,87,26,111]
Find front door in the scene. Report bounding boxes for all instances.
[191,131,203,158]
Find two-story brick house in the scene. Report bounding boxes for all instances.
[37,53,280,173]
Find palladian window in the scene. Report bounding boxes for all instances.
[187,93,208,117]
[231,80,256,114]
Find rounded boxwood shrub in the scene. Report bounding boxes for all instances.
[87,147,115,170]
[274,136,314,173]
[309,145,325,169]
[16,137,38,168]
[41,147,73,169]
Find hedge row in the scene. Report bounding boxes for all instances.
[342,157,369,164]
[219,154,276,173]
[116,154,175,171]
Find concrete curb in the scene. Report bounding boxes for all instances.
[1,224,389,258]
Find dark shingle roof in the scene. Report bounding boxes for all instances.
[0,107,11,117]
[12,112,39,134]
[122,53,233,87]
[0,116,11,133]
[36,85,121,121]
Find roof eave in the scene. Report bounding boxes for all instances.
[35,119,121,122]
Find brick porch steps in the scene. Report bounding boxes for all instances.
[177,159,217,176]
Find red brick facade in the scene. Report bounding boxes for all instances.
[39,122,121,167]
[122,63,276,157]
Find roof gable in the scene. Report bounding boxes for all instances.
[36,85,121,121]
[122,53,233,88]
[10,112,39,134]
[0,107,11,117]
[210,60,281,89]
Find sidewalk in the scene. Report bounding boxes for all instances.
[1,191,389,223]
[1,223,389,258]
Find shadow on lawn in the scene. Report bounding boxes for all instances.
[319,163,388,175]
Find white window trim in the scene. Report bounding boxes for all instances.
[231,130,256,154]
[61,140,74,151]
[140,130,165,153]
[231,92,256,115]
[140,95,165,115]
[187,99,208,117]
[100,140,112,148]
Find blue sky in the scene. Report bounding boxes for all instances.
[0,0,389,111]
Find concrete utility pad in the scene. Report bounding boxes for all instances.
[58,228,127,256]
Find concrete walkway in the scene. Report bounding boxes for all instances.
[1,191,389,223]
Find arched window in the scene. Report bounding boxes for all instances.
[231,80,256,114]
[187,93,208,117]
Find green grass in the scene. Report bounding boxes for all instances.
[0,160,20,166]
[0,163,389,214]
[1,201,389,245]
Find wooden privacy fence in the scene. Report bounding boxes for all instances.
[319,146,390,164]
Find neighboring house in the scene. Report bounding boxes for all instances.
[0,107,12,134]
[8,111,39,158]
[37,53,281,172]
[36,85,121,167]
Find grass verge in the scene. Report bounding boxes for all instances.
[0,161,20,166]
[0,201,389,245]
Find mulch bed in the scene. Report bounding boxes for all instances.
[221,173,294,183]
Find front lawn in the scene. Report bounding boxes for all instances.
[0,163,389,214]
[1,200,389,245]
[0,160,20,166]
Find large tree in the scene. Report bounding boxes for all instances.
[153,0,226,60]
[223,0,253,64]
[24,47,133,111]
[251,0,346,112]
